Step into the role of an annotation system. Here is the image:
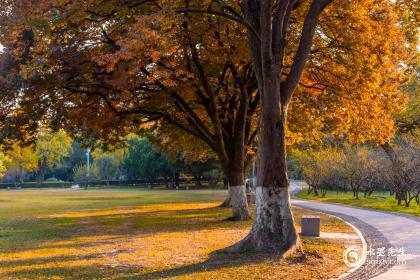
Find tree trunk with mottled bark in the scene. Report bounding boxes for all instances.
[225,159,251,220]
[224,0,332,253]
[226,102,299,252]
[220,137,251,220]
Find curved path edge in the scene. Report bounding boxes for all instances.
[296,198,420,223]
[293,201,395,280]
[290,183,420,280]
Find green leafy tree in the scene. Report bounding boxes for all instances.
[53,141,88,181]
[73,162,99,186]
[35,129,72,182]
[96,155,120,184]
[122,137,171,184]
[184,159,222,188]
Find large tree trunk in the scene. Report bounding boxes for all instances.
[219,86,251,221]
[226,102,300,253]
[220,187,232,207]
[226,164,251,220]
[228,187,298,252]
[228,0,332,253]
[227,0,320,251]
[220,152,251,220]
[229,185,249,220]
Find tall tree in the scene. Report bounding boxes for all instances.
[35,129,72,182]
[122,137,171,183]
[191,0,413,253]
[0,0,258,220]
[4,143,38,183]
[54,141,88,181]
[0,0,415,251]
[95,155,120,184]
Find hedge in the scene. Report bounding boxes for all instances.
[0,178,225,189]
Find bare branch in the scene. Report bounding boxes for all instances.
[176,7,261,43]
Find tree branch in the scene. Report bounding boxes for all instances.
[281,0,333,103]
[176,7,261,43]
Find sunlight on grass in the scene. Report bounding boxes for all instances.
[0,189,353,279]
[46,202,221,219]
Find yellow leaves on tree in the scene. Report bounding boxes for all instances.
[36,129,72,167]
[286,0,415,147]
[4,143,38,181]
[0,152,10,178]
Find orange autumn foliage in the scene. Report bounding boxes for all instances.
[0,0,416,151]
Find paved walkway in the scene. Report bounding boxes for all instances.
[291,189,420,280]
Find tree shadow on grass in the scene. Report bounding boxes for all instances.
[1,241,311,280]
[119,250,304,280]
[0,248,145,280]
[2,253,306,280]
[0,206,251,256]
[55,206,252,237]
[0,250,129,267]
[2,264,129,280]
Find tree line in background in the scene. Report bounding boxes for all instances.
[292,71,419,207]
[294,140,419,207]
[0,132,224,187]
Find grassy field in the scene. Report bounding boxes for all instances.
[297,189,420,216]
[0,188,354,279]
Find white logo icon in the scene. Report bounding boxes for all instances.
[343,245,364,267]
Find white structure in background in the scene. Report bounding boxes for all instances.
[86,148,91,177]
[245,160,257,193]
[70,184,80,189]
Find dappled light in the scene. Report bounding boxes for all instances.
[0,189,352,279]
[0,0,417,278]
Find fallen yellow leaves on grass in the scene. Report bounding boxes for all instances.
[0,191,354,279]
[45,202,221,219]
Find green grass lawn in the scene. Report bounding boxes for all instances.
[296,189,420,217]
[0,188,353,279]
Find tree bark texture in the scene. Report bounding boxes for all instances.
[225,0,332,253]
[222,149,251,220]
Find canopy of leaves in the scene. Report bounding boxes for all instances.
[36,129,72,167]
[0,151,10,177]
[0,0,416,153]
[4,142,38,173]
[95,155,120,181]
